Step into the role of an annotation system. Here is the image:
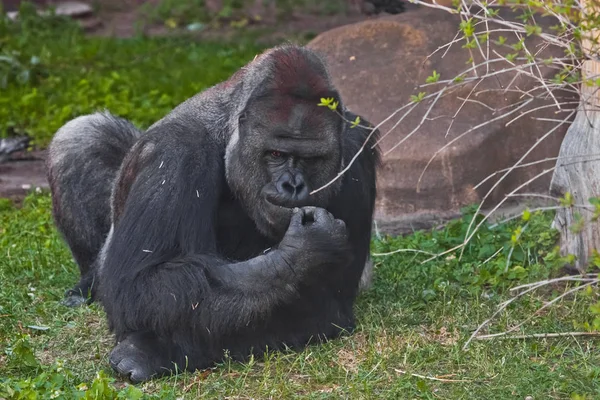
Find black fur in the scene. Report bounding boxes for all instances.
[46,44,380,382]
[46,113,141,306]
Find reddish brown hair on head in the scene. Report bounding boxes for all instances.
[262,46,337,101]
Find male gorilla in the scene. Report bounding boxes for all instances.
[46,44,380,382]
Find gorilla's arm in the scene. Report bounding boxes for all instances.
[328,112,380,294]
[99,124,350,340]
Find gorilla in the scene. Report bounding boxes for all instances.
[46,44,380,383]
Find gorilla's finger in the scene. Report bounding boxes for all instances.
[288,207,304,228]
[313,208,334,224]
[334,219,346,231]
[301,206,317,224]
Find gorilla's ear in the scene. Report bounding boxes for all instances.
[238,112,247,124]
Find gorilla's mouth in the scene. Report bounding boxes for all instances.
[264,198,293,215]
[264,191,310,209]
[263,197,293,222]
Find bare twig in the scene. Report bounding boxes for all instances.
[476,280,598,341]
[510,274,600,292]
[415,98,534,192]
[394,369,474,383]
[462,275,551,350]
[464,278,599,349]
[458,111,576,261]
[474,152,600,190]
[372,248,437,257]
[474,331,600,340]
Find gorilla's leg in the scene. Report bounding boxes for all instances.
[359,257,374,292]
[46,112,141,306]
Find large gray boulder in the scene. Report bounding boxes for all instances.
[308,7,575,234]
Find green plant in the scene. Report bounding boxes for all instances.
[371,205,561,301]
[0,5,265,146]
[1,191,599,397]
[1,336,161,399]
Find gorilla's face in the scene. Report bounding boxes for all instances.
[226,95,344,240]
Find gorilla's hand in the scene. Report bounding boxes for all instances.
[279,206,351,267]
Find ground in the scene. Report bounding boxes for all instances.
[1,195,599,398]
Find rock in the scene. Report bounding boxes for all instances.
[308,7,576,233]
[5,1,93,22]
[0,136,30,164]
[54,1,93,18]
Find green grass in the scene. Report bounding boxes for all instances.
[1,194,599,399]
[0,3,266,147]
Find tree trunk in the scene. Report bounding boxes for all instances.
[549,3,600,272]
[549,96,600,270]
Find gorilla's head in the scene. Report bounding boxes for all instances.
[225,46,346,240]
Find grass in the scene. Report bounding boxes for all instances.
[1,5,600,399]
[1,194,599,399]
[0,3,266,147]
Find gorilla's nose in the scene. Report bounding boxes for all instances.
[276,172,309,203]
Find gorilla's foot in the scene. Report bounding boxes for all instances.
[109,333,175,383]
[61,290,88,307]
[61,273,96,307]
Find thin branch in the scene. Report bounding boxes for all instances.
[478,247,504,268]
[458,110,575,261]
[423,166,556,266]
[446,79,485,137]
[394,369,474,383]
[474,331,600,340]
[415,98,534,192]
[383,88,448,156]
[510,275,600,292]
[506,192,562,201]
[474,152,600,190]
[372,248,437,257]
[504,101,578,127]
[462,277,551,350]
[475,281,598,341]
[489,205,593,227]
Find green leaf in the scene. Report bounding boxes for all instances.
[559,192,575,207]
[410,92,426,103]
[525,24,542,36]
[318,97,334,107]
[425,70,440,84]
[318,97,338,111]
[459,18,475,37]
[511,39,524,51]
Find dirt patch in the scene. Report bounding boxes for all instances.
[0,150,48,202]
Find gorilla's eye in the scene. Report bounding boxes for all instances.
[270,150,283,158]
